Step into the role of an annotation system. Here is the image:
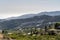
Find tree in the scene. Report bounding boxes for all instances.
[2,30,8,34]
[45,26,48,32]
[55,23,60,29]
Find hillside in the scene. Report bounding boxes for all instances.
[0,11,60,30]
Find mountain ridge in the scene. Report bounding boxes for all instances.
[5,11,60,20]
[0,11,60,30]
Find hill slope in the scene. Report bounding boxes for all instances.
[0,11,60,30]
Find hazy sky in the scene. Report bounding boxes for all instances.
[0,0,60,19]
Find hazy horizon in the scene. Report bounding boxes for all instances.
[0,0,60,19]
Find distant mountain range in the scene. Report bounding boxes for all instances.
[1,11,60,30]
[6,11,60,20]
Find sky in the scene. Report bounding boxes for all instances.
[0,0,60,19]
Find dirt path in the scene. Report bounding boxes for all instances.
[0,34,16,40]
[0,34,4,40]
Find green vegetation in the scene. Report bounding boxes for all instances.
[2,23,60,40]
[7,33,60,40]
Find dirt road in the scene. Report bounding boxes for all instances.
[0,34,3,40]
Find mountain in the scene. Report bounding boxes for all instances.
[6,11,60,20]
[5,11,60,20]
[0,11,60,30]
[37,11,60,16]
[6,14,36,20]
[0,15,52,29]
